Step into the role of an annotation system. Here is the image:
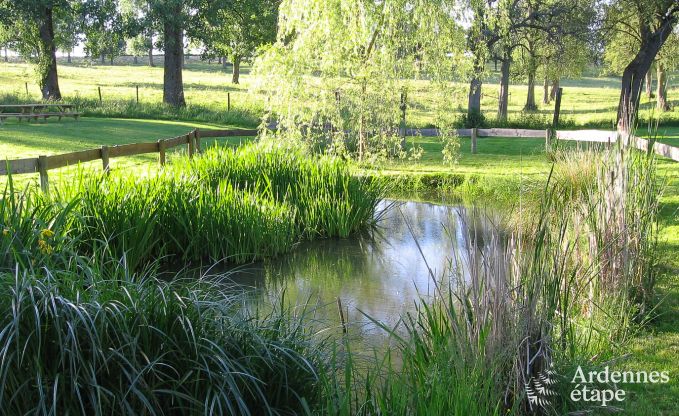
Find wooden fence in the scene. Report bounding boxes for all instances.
[1,127,677,192]
[1,128,258,192]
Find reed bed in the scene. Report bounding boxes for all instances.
[320,139,661,415]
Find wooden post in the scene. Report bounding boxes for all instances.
[101,145,110,173]
[399,91,407,148]
[545,129,551,152]
[187,134,194,158]
[136,85,139,104]
[194,129,201,153]
[158,139,166,166]
[471,128,478,154]
[552,87,563,128]
[227,92,231,112]
[98,86,102,105]
[25,82,29,97]
[38,156,49,193]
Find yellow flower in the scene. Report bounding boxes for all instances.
[41,228,55,239]
[38,239,53,254]
[2,228,9,237]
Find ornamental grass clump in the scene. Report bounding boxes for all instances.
[0,264,325,415]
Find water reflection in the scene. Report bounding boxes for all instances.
[220,200,504,344]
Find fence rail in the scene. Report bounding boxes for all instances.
[2,127,678,192]
[1,128,258,192]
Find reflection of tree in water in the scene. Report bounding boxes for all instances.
[226,201,507,346]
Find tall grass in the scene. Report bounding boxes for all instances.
[0,262,324,415]
[37,144,385,268]
[320,139,661,415]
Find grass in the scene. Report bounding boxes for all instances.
[3,143,384,271]
[0,264,325,415]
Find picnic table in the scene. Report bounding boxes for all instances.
[0,103,81,124]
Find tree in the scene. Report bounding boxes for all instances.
[82,0,126,65]
[604,9,679,113]
[123,0,229,107]
[202,0,279,84]
[128,33,155,66]
[0,0,76,99]
[604,0,679,132]
[466,0,591,123]
[256,0,466,161]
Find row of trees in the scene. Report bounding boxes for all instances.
[260,0,677,136]
[1,0,677,129]
[0,0,279,106]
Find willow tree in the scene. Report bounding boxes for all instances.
[254,0,467,162]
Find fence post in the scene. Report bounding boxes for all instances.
[471,128,478,154]
[187,134,194,158]
[545,129,551,152]
[399,91,407,148]
[38,156,49,193]
[136,85,139,104]
[98,86,102,105]
[194,129,201,153]
[158,139,166,166]
[552,87,563,129]
[25,82,29,97]
[227,92,231,112]
[101,145,110,173]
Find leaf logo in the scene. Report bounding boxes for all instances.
[525,364,558,411]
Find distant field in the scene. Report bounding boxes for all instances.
[1,59,678,128]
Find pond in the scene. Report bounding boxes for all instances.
[218,200,505,346]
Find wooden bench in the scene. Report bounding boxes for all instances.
[0,108,81,124]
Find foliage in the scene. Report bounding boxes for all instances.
[254,0,467,162]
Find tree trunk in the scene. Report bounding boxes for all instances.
[524,69,537,111]
[100,53,105,64]
[110,55,113,65]
[645,70,654,98]
[133,55,138,64]
[162,17,186,107]
[4,48,7,62]
[37,6,61,100]
[148,35,155,67]
[657,63,670,111]
[67,50,71,63]
[543,77,550,104]
[232,55,241,84]
[218,56,222,64]
[550,79,560,100]
[497,58,511,122]
[222,57,228,69]
[617,19,675,133]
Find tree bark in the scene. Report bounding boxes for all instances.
[109,55,113,65]
[37,6,61,100]
[232,55,241,84]
[4,48,8,62]
[524,69,538,111]
[543,77,550,104]
[162,17,186,107]
[617,17,676,133]
[550,79,559,100]
[645,70,654,98]
[497,58,511,122]
[148,34,155,67]
[133,55,138,65]
[100,52,105,64]
[222,57,227,69]
[657,63,670,111]
[218,56,222,64]
[67,50,71,63]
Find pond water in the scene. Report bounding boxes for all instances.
[219,200,504,345]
